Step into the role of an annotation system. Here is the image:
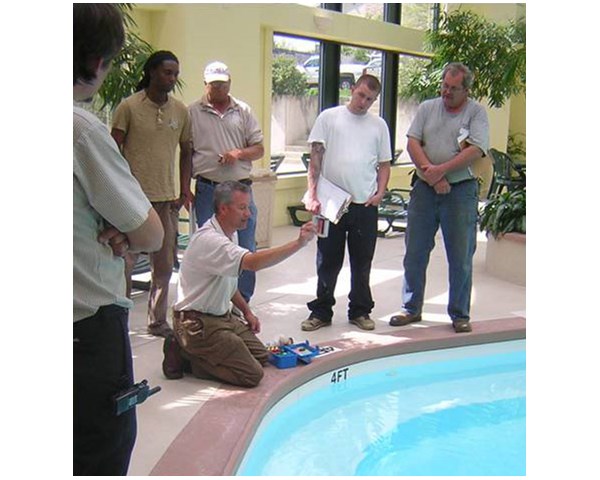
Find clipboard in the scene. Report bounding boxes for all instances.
[302,175,352,224]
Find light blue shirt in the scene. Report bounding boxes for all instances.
[73,106,152,321]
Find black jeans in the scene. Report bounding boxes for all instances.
[73,305,137,476]
[308,203,378,321]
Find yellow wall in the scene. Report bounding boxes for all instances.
[132,3,525,226]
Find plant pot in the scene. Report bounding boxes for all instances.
[485,232,526,286]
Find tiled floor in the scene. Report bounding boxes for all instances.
[126,224,525,475]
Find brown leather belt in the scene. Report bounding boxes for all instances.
[173,310,228,320]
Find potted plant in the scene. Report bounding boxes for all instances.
[479,187,526,238]
[479,187,526,285]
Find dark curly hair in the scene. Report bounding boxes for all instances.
[73,4,125,85]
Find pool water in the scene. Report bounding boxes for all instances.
[237,340,525,476]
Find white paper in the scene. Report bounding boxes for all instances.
[302,175,352,224]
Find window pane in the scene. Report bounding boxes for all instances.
[395,54,431,163]
[342,3,384,21]
[340,46,379,115]
[401,3,436,30]
[295,1,320,7]
[272,34,320,175]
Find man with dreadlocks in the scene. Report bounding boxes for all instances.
[112,50,192,337]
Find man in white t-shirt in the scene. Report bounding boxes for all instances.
[163,181,315,387]
[302,75,392,332]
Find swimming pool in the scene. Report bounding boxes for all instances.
[237,340,525,476]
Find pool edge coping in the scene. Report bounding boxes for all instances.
[151,316,526,476]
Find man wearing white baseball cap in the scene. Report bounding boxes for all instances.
[188,61,264,303]
[203,60,231,82]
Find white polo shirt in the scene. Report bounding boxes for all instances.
[174,216,249,315]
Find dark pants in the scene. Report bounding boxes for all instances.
[308,203,378,321]
[73,305,137,476]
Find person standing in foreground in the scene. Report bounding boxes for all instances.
[111,51,192,338]
[188,61,264,303]
[302,74,392,332]
[162,181,316,387]
[73,4,164,475]
[390,62,489,333]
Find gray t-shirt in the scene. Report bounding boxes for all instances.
[407,98,489,184]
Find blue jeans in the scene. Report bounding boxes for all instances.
[194,180,257,302]
[307,203,378,322]
[402,178,478,321]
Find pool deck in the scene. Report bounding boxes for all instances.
[127,224,526,476]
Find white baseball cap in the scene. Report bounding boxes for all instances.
[204,61,230,83]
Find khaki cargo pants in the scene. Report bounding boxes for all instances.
[173,309,268,388]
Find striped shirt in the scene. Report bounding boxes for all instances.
[73,106,152,321]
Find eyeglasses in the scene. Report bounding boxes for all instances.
[157,107,163,125]
[441,83,465,94]
[208,81,229,89]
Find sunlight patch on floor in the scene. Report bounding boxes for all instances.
[160,386,220,411]
[267,267,403,296]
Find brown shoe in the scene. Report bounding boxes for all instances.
[389,312,422,327]
[301,316,332,331]
[162,334,184,379]
[453,320,472,333]
[349,315,375,331]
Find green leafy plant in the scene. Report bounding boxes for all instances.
[479,187,526,238]
[399,10,526,108]
[507,133,526,162]
[272,55,307,96]
[96,4,155,111]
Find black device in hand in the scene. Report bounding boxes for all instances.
[113,379,161,416]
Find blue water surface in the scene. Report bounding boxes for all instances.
[238,340,525,476]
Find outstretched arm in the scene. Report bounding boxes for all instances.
[241,221,315,272]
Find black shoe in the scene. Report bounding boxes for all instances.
[162,334,184,379]
[389,312,422,327]
[149,322,174,338]
[453,320,472,333]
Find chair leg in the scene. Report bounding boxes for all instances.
[487,178,497,199]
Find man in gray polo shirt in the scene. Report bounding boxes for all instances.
[390,62,489,333]
[188,61,264,304]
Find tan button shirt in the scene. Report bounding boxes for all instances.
[112,91,192,201]
[188,94,263,182]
